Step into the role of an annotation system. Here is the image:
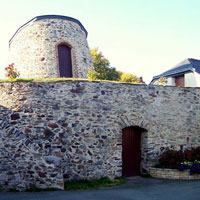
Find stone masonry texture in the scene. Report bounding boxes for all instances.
[0,81,200,190]
[149,167,200,180]
[9,16,93,78]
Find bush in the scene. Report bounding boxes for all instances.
[156,146,200,174]
[5,63,20,79]
[158,149,184,169]
[119,73,139,83]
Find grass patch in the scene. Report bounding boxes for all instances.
[24,186,57,192]
[7,188,19,192]
[0,77,143,85]
[140,173,152,178]
[64,177,126,190]
[0,188,17,192]
[0,188,20,192]
[0,78,34,82]
[0,78,87,82]
[0,177,126,192]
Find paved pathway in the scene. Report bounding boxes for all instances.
[1,177,200,200]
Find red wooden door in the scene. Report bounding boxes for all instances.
[58,44,72,77]
[175,75,184,86]
[122,127,141,177]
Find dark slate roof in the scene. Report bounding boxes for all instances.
[151,58,200,83]
[9,15,88,46]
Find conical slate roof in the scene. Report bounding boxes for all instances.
[151,58,200,83]
[9,15,88,46]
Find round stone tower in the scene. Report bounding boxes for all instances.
[9,15,93,78]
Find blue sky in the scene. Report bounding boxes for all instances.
[1,0,200,82]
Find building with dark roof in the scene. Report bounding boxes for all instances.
[151,58,200,87]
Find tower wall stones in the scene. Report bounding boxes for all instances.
[0,81,200,190]
[9,15,93,78]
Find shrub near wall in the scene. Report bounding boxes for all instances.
[150,147,200,179]
[1,80,200,190]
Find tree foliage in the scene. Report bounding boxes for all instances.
[88,48,140,84]
[118,71,139,83]
[88,48,120,81]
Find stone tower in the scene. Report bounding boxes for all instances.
[9,15,93,78]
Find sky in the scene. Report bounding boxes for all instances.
[1,0,200,83]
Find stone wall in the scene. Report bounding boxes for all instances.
[150,167,200,180]
[0,80,200,190]
[9,16,93,78]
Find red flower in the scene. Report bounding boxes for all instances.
[163,156,167,160]
[169,159,175,163]
[4,63,19,79]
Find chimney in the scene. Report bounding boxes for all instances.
[139,77,144,84]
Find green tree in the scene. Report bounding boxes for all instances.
[119,72,139,83]
[88,48,120,81]
[88,48,141,84]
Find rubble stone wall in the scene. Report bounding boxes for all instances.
[0,81,200,190]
